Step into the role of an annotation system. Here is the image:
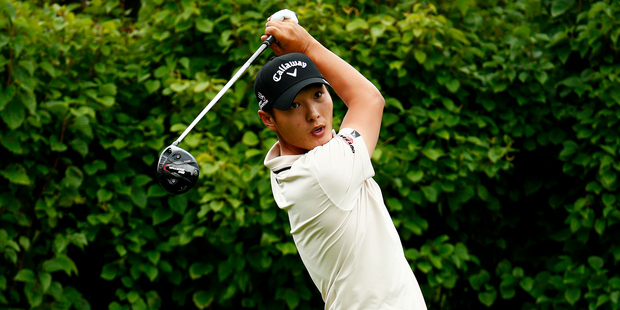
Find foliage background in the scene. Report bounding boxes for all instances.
[1,0,619,309]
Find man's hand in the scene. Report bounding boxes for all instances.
[261,10,318,56]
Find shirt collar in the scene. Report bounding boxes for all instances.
[264,130,336,173]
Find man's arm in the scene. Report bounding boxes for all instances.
[263,19,385,156]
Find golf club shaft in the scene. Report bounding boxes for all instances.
[174,35,277,145]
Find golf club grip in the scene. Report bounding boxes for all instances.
[263,35,277,46]
[174,35,277,145]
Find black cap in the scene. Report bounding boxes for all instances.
[254,53,330,110]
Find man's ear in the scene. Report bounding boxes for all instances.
[258,110,277,131]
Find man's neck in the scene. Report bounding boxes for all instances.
[278,141,307,156]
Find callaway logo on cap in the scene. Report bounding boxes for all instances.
[254,53,330,110]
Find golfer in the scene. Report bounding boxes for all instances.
[254,10,427,310]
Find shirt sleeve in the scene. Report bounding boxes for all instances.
[306,127,375,211]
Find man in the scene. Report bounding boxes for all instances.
[254,10,427,310]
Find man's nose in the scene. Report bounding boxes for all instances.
[306,103,321,122]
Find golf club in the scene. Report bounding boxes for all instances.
[157,35,277,195]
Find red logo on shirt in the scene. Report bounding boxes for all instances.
[339,135,355,153]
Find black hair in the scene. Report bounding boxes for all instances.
[262,105,276,121]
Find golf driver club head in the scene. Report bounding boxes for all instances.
[156,24,279,195]
[157,145,200,195]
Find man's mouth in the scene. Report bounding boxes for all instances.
[311,126,325,135]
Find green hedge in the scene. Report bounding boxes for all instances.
[1,0,619,309]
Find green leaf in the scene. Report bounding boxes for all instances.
[469,270,491,291]
[416,261,433,273]
[39,272,52,292]
[70,139,89,157]
[414,50,427,64]
[84,160,107,175]
[100,263,117,281]
[588,256,604,270]
[479,290,497,307]
[551,0,575,17]
[132,175,152,187]
[144,264,158,282]
[50,134,68,152]
[152,206,173,225]
[24,281,43,307]
[520,277,534,292]
[442,98,457,111]
[0,84,16,110]
[0,130,24,154]
[116,245,127,257]
[385,97,405,112]
[153,30,171,41]
[42,255,78,276]
[189,263,213,279]
[565,288,580,305]
[196,19,214,33]
[109,302,123,310]
[17,90,35,114]
[535,71,548,84]
[548,128,566,145]
[168,195,188,214]
[98,96,115,107]
[0,163,32,185]
[600,145,616,156]
[370,25,385,42]
[40,61,57,77]
[193,291,214,309]
[170,123,187,132]
[245,149,262,159]
[14,269,36,282]
[144,80,161,94]
[131,186,147,208]
[421,185,438,203]
[282,288,300,309]
[488,147,506,163]
[179,57,190,71]
[276,242,298,255]
[2,97,25,129]
[422,148,445,161]
[19,236,30,251]
[602,193,616,207]
[346,18,369,32]
[437,243,455,257]
[436,130,450,140]
[242,131,259,146]
[600,170,617,190]
[406,170,424,183]
[170,82,190,92]
[559,140,578,158]
[54,235,69,254]
[477,185,489,201]
[194,81,210,93]
[500,280,516,299]
[64,166,84,189]
[147,184,168,198]
[594,219,606,236]
[383,113,399,127]
[97,188,113,202]
[18,60,35,76]
[446,79,460,93]
[386,197,403,211]
[100,83,117,96]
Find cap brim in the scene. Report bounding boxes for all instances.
[271,78,331,110]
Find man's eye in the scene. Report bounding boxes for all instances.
[290,102,300,109]
[314,91,323,99]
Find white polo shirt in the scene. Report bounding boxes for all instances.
[264,128,427,310]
